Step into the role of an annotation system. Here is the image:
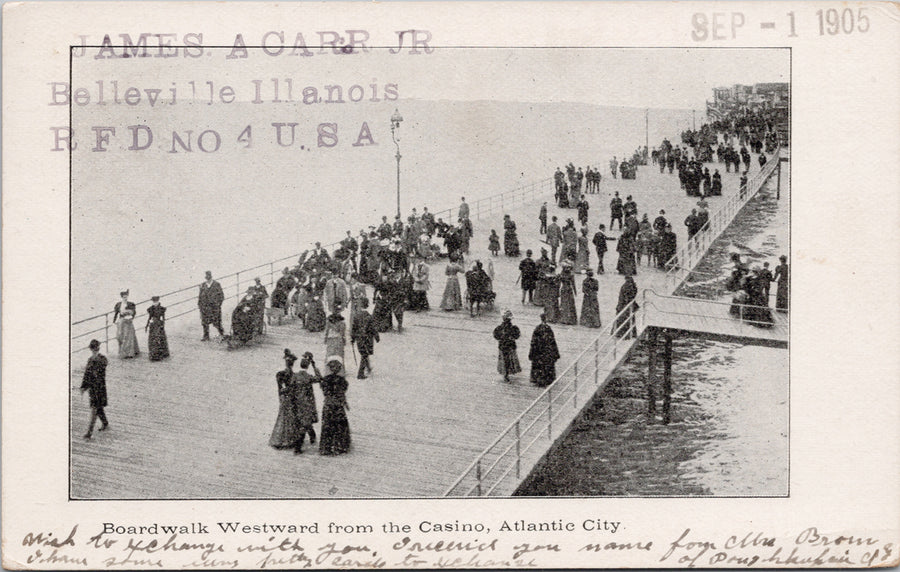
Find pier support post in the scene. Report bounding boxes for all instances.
[776,161,782,200]
[647,328,658,417]
[662,332,673,425]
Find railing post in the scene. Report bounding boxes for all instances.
[515,421,521,478]
[104,313,110,354]
[594,339,599,385]
[269,262,274,288]
[547,386,553,439]
[475,460,482,496]
[236,271,240,300]
[573,363,578,408]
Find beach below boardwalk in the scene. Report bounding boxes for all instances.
[516,174,789,497]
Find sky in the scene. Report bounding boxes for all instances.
[74,47,789,112]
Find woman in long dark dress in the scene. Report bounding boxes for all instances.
[503,215,520,257]
[529,314,560,387]
[773,255,789,312]
[270,349,303,452]
[231,291,257,344]
[544,271,561,323]
[113,290,140,358]
[558,263,578,325]
[144,296,169,361]
[317,359,351,455]
[614,275,639,339]
[579,270,602,328]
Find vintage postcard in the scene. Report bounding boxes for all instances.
[2,1,898,569]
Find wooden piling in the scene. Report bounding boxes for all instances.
[662,332,673,424]
[647,327,658,416]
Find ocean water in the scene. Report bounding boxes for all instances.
[71,99,696,321]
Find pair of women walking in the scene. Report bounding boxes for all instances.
[269,350,351,456]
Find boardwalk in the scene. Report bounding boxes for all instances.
[71,155,776,499]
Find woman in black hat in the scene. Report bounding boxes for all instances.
[270,349,303,453]
[145,296,169,361]
[317,359,351,455]
[113,290,139,358]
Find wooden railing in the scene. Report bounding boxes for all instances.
[70,177,554,355]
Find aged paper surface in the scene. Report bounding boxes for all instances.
[2,1,898,569]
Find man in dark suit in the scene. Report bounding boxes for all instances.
[198,270,225,341]
[350,298,379,379]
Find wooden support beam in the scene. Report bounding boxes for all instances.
[776,161,782,200]
[647,327,658,417]
[662,332,673,425]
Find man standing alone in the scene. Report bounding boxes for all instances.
[198,270,225,341]
[80,339,109,439]
[546,216,563,263]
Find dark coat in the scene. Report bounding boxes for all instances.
[519,257,538,290]
[493,320,521,352]
[81,353,109,408]
[351,310,379,356]
[198,280,225,318]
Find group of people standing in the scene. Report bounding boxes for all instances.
[109,289,170,362]
[268,349,351,456]
[727,253,789,326]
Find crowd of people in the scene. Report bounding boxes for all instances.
[83,104,788,450]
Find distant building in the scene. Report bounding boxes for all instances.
[706,82,789,121]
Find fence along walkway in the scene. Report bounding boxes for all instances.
[70,178,554,356]
[642,290,788,348]
[443,148,785,497]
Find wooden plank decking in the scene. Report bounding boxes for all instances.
[642,292,789,348]
[70,158,776,499]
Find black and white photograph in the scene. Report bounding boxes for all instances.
[68,46,790,499]
[3,2,898,569]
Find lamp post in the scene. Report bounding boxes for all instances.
[390,109,403,219]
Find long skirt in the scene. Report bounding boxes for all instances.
[558,288,578,325]
[148,320,170,361]
[409,290,430,311]
[580,293,601,328]
[776,281,789,311]
[497,349,522,376]
[305,298,326,332]
[576,246,590,272]
[440,276,463,310]
[269,395,301,448]
[319,400,351,455]
[116,318,140,358]
[504,233,520,257]
[545,294,560,323]
[373,297,394,332]
[616,253,636,276]
[530,361,556,387]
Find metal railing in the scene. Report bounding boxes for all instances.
[71,177,555,355]
[443,300,643,497]
[664,148,782,291]
[443,149,786,497]
[642,290,789,338]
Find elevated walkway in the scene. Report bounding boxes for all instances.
[642,291,788,349]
